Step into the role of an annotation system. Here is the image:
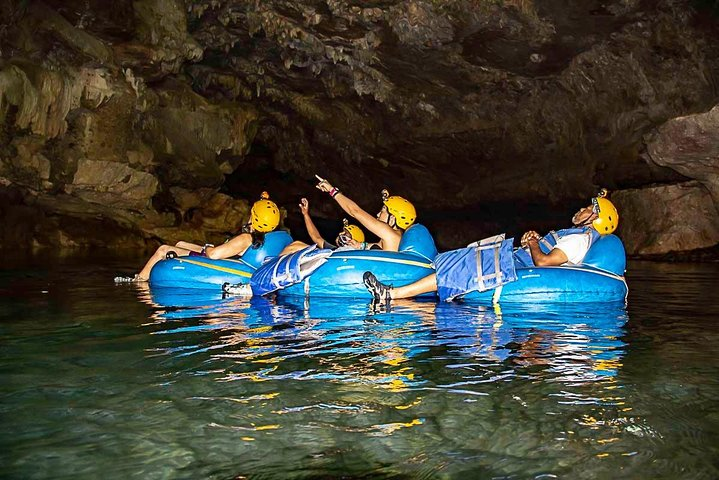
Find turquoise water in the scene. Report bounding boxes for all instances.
[1,258,718,479]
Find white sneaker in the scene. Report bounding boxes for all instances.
[222,282,253,296]
[114,274,144,283]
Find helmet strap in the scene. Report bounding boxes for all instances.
[576,213,597,227]
[387,214,397,229]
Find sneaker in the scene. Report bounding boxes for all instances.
[222,282,253,296]
[114,274,145,283]
[362,271,392,303]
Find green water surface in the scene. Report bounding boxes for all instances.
[1,258,718,479]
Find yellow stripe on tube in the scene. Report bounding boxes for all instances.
[331,255,433,269]
[178,258,253,278]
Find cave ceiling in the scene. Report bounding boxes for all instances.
[1,0,718,249]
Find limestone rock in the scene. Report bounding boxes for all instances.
[68,159,158,210]
[143,80,258,188]
[646,105,719,207]
[0,136,51,191]
[614,182,719,255]
[0,62,115,139]
[115,0,204,77]
[148,193,254,246]
[169,187,217,216]
[389,1,454,48]
[1,0,719,256]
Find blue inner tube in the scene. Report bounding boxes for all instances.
[462,234,628,304]
[148,226,628,304]
[149,231,293,290]
[277,249,436,298]
[461,264,628,303]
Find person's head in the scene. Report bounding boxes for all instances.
[250,191,280,233]
[336,219,365,246]
[572,189,618,235]
[376,189,416,230]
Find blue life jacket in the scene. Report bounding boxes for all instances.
[435,234,518,302]
[398,224,438,261]
[240,231,293,269]
[513,227,600,268]
[250,245,332,296]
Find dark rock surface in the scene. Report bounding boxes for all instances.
[614,180,719,256]
[1,0,718,255]
[646,104,719,208]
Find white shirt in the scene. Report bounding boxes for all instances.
[553,232,592,265]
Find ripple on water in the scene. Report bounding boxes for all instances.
[1,261,719,479]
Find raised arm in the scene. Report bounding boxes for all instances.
[315,176,401,249]
[300,198,327,247]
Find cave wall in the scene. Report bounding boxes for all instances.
[0,0,718,255]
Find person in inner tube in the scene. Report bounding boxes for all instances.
[363,190,619,303]
[114,192,281,283]
[280,198,374,255]
[314,175,417,252]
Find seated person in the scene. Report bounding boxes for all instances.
[280,198,369,255]
[363,190,619,302]
[115,192,281,282]
[314,175,416,252]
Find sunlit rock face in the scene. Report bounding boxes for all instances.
[0,0,718,254]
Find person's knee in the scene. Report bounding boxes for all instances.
[206,248,222,260]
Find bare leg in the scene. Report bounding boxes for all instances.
[391,273,438,299]
[363,272,438,301]
[137,244,193,280]
[279,240,310,256]
[175,241,203,253]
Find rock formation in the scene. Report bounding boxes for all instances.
[0,0,717,256]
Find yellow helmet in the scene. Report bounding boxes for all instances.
[591,189,619,235]
[250,191,280,233]
[381,190,416,229]
[342,219,365,242]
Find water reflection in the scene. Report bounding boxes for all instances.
[142,288,628,390]
[14,260,719,479]
[128,289,636,476]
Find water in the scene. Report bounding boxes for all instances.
[1,258,718,479]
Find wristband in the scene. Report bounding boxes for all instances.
[329,187,340,198]
[361,242,367,250]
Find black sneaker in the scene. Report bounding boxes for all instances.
[362,271,392,303]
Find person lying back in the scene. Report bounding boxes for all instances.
[363,190,620,303]
[115,192,281,283]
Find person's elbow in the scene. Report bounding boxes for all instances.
[533,256,556,267]
[206,247,224,260]
[532,250,566,267]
